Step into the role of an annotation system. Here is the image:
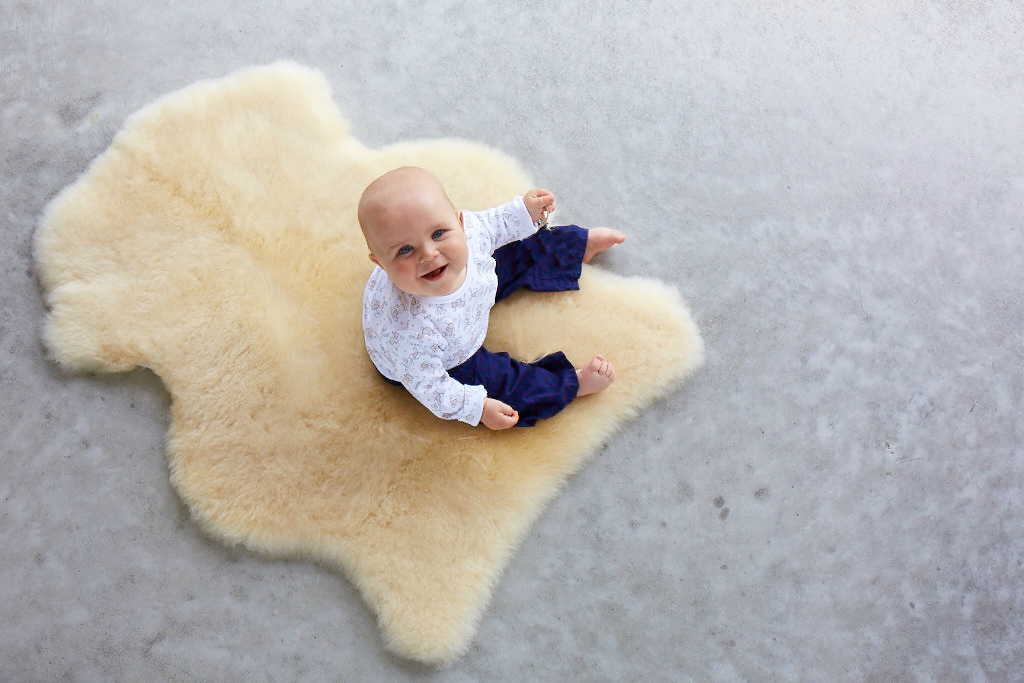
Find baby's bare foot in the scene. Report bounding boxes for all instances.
[583,227,626,264]
[576,355,616,396]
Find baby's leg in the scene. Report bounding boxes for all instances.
[576,355,616,396]
[583,228,627,264]
[493,226,588,301]
[448,348,580,427]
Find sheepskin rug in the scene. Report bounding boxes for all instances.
[35,62,704,664]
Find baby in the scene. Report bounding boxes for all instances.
[358,166,625,430]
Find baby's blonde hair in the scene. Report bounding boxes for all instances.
[357,167,453,243]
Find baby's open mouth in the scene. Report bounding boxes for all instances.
[422,264,447,281]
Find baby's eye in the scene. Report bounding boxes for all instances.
[397,245,413,256]
[431,229,446,240]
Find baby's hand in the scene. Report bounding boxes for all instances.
[481,398,519,430]
[523,188,556,223]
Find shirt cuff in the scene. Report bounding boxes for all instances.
[459,385,488,426]
[511,196,539,239]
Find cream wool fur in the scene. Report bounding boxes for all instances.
[35,62,704,664]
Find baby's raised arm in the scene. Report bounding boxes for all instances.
[523,188,556,224]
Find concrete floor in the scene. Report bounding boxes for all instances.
[3,1,1023,681]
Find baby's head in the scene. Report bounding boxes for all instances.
[358,167,468,298]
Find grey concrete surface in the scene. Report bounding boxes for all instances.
[3,1,1023,681]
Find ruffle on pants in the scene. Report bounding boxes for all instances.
[493,225,588,302]
[448,348,579,427]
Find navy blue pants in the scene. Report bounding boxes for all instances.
[451,225,588,426]
[384,225,589,427]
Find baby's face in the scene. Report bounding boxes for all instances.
[365,181,468,298]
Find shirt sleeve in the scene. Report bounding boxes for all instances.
[395,323,488,426]
[468,196,537,252]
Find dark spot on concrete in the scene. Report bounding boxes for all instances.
[58,92,102,127]
[910,602,915,609]
[754,487,770,500]
[719,507,730,521]
[720,564,728,570]
[713,495,725,508]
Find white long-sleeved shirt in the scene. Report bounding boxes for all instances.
[362,196,537,425]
